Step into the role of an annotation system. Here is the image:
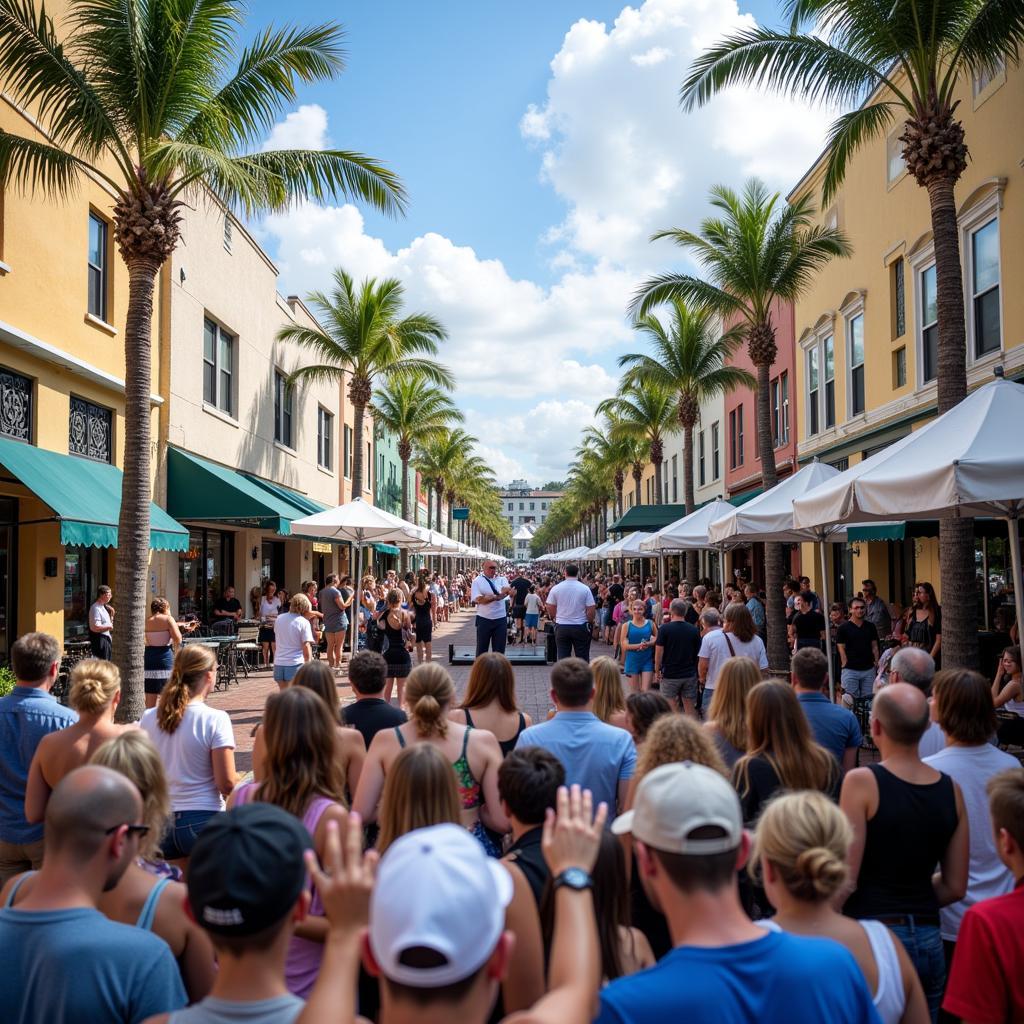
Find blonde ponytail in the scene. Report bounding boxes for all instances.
[69,659,121,715]
[157,645,216,734]
[404,662,454,738]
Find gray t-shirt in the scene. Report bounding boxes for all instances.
[170,995,304,1023]
[318,586,347,633]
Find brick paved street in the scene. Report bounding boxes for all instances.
[207,607,602,772]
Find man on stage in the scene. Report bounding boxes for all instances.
[471,560,512,656]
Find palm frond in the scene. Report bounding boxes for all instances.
[820,101,896,201]
[0,129,100,193]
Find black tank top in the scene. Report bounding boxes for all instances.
[464,707,526,758]
[845,763,957,919]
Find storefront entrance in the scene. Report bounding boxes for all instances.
[261,540,285,588]
[63,544,107,642]
[179,528,235,623]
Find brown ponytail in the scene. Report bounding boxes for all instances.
[157,645,216,734]
[404,662,455,738]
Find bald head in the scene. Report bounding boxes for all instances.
[873,683,930,746]
[890,646,935,693]
[45,766,142,860]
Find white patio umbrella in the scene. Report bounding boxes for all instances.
[792,375,1024,637]
[583,538,615,560]
[639,498,738,591]
[605,532,655,558]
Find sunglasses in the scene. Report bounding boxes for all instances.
[104,823,151,838]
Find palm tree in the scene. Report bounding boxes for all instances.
[579,420,633,524]
[597,384,676,506]
[416,428,478,538]
[633,180,849,669]
[677,0,1022,665]
[371,376,462,566]
[0,0,405,717]
[621,300,755,581]
[280,270,451,499]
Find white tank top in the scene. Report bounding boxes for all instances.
[758,918,905,1024]
[1004,696,1024,717]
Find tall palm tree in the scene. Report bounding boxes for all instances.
[621,300,755,581]
[447,451,490,542]
[0,0,405,717]
[416,428,478,538]
[633,180,849,669]
[597,384,676,506]
[371,376,462,566]
[678,0,1022,665]
[579,420,633,524]
[280,270,451,499]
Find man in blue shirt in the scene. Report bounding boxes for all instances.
[515,658,635,816]
[0,765,186,1023]
[792,647,862,774]
[0,632,77,884]
[602,762,880,1024]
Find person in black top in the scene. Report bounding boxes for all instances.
[509,572,532,644]
[836,597,880,701]
[211,585,243,628]
[499,747,565,911]
[654,599,702,717]
[341,650,406,749]
[840,683,968,1019]
[790,591,826,651]
[608,575,625,606]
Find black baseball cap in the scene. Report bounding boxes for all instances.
[187,803,312,936]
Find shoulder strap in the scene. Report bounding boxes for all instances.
[460,725,472,758]
[724,632,737,657]
[518,711,526,731]
[483,576,500,595]
[4,870,35,907]
[394,726,407,749]
[136,876,171,931]
[464,708,474,728]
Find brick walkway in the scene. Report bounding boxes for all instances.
[207,608,600,772]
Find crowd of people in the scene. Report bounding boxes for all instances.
[0,557,1022,1024]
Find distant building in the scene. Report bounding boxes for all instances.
[500,480,563,559]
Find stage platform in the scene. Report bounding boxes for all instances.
[449,644,550,666]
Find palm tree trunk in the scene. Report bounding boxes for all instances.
[633,467,643,508]
[400,454,410,573]
[683,423,698,584]
[426,485,434,532]
[754,357,788,671]
[352,400,366,499]
[929,175,978,668]
[114,257,160,722]
[653,460,663,505]
[437,487,444,539]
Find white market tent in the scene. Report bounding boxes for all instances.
[583,538,615,560]
[639,497,739,591]
[605,531,655,558]
[792,376,1024,636]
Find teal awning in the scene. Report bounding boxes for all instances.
[847,523,907,542]
[243,475,329,518]
[373,543,400,556]
[608,504,690,534]
[0,437,189,551]
[167,448,314,535]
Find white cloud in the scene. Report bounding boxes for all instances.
[471,443,528,486]
[523,0,833,267]
[261,104,329,151]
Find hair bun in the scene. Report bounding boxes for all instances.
[794,845,847,898]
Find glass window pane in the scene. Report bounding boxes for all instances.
[850,314,864,366]
[972,219,999,294]
[824,337,834,381]
[853,366,865,416]
[203,362,214,404]
[88,215,104,268]
[204,320,216,363]
[923,324,938,381]
[88,267,103,318]
[219,370,231,412]
[219,331,232,372]
[975,288,1000,356]
[825,380,835,428]
[922,265,937,326]
[808,349,818,390]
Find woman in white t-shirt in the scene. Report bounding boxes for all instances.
[258,579,281,668]
[698,602,769,693]
[140,645,237,871]
[273,593,315,689]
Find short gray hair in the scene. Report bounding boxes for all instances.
[891,646,935,692]
[699,607,722,628]
[669,599,689,618]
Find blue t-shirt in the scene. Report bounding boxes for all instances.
[0,687,77,843]
[596,930,881,1024]
[798,691,863,767]
[515,711,635,817]
[0,906,186,1023]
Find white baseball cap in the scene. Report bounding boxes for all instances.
[370,824,513,987]
[611,761,743,854]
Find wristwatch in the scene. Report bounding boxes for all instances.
[553,867,593,892]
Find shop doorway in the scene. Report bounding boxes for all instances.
[64,543,107,642]
[261,540,286,588]
[0,498,17,657]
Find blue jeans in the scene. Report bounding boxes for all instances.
[160,809,219,860]
[475,615,507,656]
[841,666,876,699]
[888,920,944,1022]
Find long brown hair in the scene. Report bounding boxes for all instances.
[461,653,518,713]
[707,656,763,752]
[591,656,626,724]
[377,745,461,853]
[723,602,756,643]
[258,687,346,817]
[156,645,216,734]
[294,660,341,723]
[405,662,455,738]
[733,681,836,800]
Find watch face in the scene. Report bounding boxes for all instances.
[561,867,590,890]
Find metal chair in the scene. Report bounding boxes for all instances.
[235,625,260,677]
[215,639,239,690]
[54,640,93,704]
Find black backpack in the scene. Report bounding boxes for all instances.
[365,614,389,654]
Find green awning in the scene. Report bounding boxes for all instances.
[847,523,906,542]
[243,475,330,518]
[608,504,690,534]
[0,437,188,551]
[373,543,400,556]
[728,486,764,507]
[167,448,312,534]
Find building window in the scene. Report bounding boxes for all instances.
[973,57,1005,96]
[343,425,353,479]
[894,346,907,388]
[780,371,789,444]
[273,370,293,447]
[920,264,938,382]
[0,368,33,442]
[64,545,108,639]
[519,502,524,511]
[891,257,905,338]
[541,502,547,510]
[848,313,865,417]
[223,214,232,252]
[970,217,1000,358]
[824,336,835,428]
[807,347,819,437]
[529,502,535,510]
[737,405,744,465]
[317,407,333,470]
[770,378,780,447]
[68,396,112,463]
[711,421,720,480]
[671,454,678,502]
[698,430,706,487]
[886,131,904,185]
[178,528,234,624]
[87,213,108,321]
[729,409,737,469]
[202,318,235,415]
[507,502,513,512]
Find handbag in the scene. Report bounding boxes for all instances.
[365,614,389,654]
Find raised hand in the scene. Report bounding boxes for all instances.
[542,784,607,877]
[304,812,378,937]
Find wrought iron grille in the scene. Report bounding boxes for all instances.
[0,369,32,441]
[69,396,112,462]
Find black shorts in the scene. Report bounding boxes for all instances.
[258,626,275,644]
[512,605,526,620]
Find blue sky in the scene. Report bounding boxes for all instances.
[250,0,828,485]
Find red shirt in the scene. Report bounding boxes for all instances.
[943,879,1024,1024]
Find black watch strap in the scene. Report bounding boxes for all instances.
[553,868,593,892]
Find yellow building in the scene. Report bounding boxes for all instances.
[0,90,185,653]
[790,59,1023,618]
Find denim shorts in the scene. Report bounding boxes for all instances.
[524,613,539,628]
[160,809,219,860]
[661,676,699,702]
[841,667,876,699]
[887,920,944,1020]
[273,662,303,684]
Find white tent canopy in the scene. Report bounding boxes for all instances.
[290,497,430,547]
[792,376,1024,633]
[583,538,615,559]
[605,532,654,558]
[639,499,738,552]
